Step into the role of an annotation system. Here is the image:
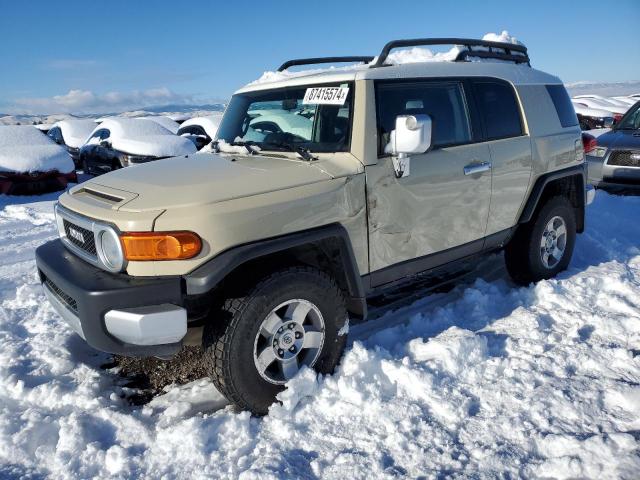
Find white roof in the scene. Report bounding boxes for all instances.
[52,119,96,148]
[89,118,196,157]
[0,125,74,173]
[141,116,180,134]
[178,114,224,139]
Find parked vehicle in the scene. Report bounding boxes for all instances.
[572,97,628,122]
[48,119,96,167]
[142,116,180,134]
[612,96,638,106]
[36,37,592,414]
[0,125,76,195]
[177,114,223,150]
[573,94,632,109]
[79,117,196,176]
[586,100,640,189]
[571,102,614,130]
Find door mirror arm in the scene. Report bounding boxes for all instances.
[390,114,432,178]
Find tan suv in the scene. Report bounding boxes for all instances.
[36,38,594,414]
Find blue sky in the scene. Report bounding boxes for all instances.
[1,0,638,114]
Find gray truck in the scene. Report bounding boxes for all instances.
[36,38,593,414]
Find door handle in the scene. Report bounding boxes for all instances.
[463,161,492,176]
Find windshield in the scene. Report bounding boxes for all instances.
[616,102,640,130]
[216,82,353,153]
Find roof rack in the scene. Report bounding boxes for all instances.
[277,56,374,72]
[370,38,530,68]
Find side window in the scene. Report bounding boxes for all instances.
[48,127,63,144]
[376,81,472,154]
[474,81,523,140]
[546,85,579,128]
[178,125,207,137]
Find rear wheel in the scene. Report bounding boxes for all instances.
[505,196,576,285]
[203,266,348,415]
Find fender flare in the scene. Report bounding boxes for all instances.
[184,224,367,318]
[518,164,586,230]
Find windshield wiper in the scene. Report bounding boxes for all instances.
[260,141,317,161]
[210,140,258,155]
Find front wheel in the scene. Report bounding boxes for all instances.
[505,196,577,285]
[203,266,348,415]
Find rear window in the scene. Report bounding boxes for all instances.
[546,85,579,128]
[474,81,523,140]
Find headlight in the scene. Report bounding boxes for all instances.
[99,229,125,271]
[591,147,608,158]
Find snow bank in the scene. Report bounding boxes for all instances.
[0,190,639,478]
[0,126,74,173]
[53,119,96,148]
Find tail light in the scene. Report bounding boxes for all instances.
[582,133,597,154]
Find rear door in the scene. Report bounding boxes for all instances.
[366,79,492,286]
[470,79,533,237]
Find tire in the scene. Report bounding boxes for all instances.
[505,196,576,285]
[203,266,348,415]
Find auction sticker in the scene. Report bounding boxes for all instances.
[303,86,349,105]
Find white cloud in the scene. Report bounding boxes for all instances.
[9,88,196,114]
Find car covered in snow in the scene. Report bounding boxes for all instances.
[0,125,76,195]
[177,114,223,150]
[36,36,592,414]
[586,100,640,190]
[571,102,614,130]
[141,116,180,134]
[79,117,196,176]
[571,96,629,123]
[48,119,96,167]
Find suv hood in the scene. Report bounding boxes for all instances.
[597,130,640,149]
[88,152,335,211]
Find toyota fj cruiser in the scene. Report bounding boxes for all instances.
[35,38,594,414]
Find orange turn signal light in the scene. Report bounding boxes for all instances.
[120,231,202,261]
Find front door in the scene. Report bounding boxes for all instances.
[367,79,491,286]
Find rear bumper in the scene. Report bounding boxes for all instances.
[36,239,186,357]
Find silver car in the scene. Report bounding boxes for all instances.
[587,101,640,189]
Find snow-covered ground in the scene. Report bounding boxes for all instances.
[0,188,639,479]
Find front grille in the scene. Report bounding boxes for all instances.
[608,150,640,167]
[63,219,97,256]
[44,277,78,313]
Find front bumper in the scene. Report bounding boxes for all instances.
[36,239,186,357]
[587,154,640,188]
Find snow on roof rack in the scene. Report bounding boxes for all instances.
[277,56,375,72]
[369,37,530,68]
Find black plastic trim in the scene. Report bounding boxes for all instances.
[278,56,374,72]
[519,164,586,225]
[185,224,367,318]
[370,38,530,68]
[36,239,184,357]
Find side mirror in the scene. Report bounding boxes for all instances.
[392,114,432,155]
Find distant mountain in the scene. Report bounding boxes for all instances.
[565,81,640,97]
[0,103,227,126]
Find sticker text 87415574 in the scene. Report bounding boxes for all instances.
[302,87,349,105]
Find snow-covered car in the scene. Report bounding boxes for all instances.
[586,100,640,189]
[79,118,196,176]
[571,97,628,122]
[573,94,632,110]
[612,96,638,106]
[571,102,614,130]
[177,114,223,150]
[0,125,76,195]
[141,116,180,134]
[48,119,97,167]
